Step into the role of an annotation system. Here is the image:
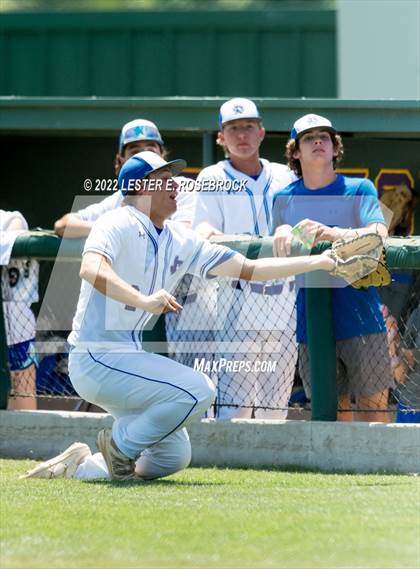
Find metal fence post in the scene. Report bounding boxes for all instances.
[306,285,337,421]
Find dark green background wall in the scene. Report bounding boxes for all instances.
[1,131,419,233]
[1,97,419,231]
[0,9,336,98]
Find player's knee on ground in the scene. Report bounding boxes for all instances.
[136,443,192,480]
[135,430,192,480]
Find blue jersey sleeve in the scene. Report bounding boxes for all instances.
[356,179,386,227]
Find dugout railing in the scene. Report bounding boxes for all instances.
[1,232,419,420]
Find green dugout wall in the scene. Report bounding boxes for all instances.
[0,9,336,98]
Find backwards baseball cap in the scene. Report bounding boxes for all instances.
[119,119,164,152]
[118,151,186,194]
[219,97,261,127]
[290,114,336,140]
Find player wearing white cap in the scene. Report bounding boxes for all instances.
[22,150,337,481]
[192,98,297,419]
[54,118,195,237]
[272,113,391,422]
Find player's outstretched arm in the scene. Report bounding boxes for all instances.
[208,251,334,281]
[80,252,182,314]
[54,213,94,238]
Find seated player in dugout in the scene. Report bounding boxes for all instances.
[1,210,39,410]
[53,118,195,238]
[22,150,347,482]
[272,113,392,422]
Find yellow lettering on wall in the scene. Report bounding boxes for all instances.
[336,168,369,178]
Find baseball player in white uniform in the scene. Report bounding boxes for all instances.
[53,118,195,359]
[22,151,335,481]
[192,98,298,419]
[1,210,39,409]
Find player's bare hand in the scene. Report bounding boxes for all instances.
[315,224,341,243]
[292,219,321,247]
[143,289,182,314]
[294,219,340,245]
[319,249,335,272]
[273,224,293,257]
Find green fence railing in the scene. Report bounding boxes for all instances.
[1,233,420,418]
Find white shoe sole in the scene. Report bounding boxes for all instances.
[20,442,91,479]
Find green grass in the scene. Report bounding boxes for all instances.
[1,460,419,569]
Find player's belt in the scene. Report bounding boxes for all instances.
[231,281,284,295]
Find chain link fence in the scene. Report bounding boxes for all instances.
[166,275,298,419]
[1,238,419,420]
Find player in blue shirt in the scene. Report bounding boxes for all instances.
[272,114,392,422]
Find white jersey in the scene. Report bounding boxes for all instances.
[0,210,39,345]
[1,258,39,305]
[193,159,295,235]
[0,209,26,233]
[68,206,234,351]
[1,209,29,265]
[192,157,296,322]
[77,177,196,225]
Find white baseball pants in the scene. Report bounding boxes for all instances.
[68,349,215,480]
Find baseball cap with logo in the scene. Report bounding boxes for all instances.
[118,119,164,152]
[118,151,186,194]
[290,114,336,140]
[218,98,261,127]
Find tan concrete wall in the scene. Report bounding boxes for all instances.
[1,410,419,473]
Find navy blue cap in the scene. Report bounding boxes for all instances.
[118,151,186,195]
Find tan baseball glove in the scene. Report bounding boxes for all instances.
[330,233,391,288]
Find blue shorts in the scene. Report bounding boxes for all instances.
[8,339,37,371]
[396,402,420,424]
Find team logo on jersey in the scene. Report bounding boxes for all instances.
[170,256,183,274]
[233,105,244,115]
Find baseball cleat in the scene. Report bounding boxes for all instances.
[20,442,91,479]
[96,428,136,481]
